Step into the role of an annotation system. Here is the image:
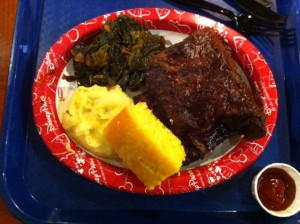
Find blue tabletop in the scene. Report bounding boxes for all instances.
[1,0,299,223]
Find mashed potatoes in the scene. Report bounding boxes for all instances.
[62,85,133,158]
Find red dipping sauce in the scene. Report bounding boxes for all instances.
[257,167,296,211]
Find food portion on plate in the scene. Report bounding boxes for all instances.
[32,9,278,193]
[60,15,267,189]
[134,27,267,165]
[104,102,186,190]
[70,15,166,91]
[61,84,133,159]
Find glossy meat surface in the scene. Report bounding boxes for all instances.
[134,27,266,164]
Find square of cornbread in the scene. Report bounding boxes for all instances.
[104,102,186,190]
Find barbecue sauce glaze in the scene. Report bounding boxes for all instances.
[257,168,296,211]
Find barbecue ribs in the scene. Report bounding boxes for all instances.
[134,27,267,164]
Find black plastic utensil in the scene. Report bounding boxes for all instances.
[172,0,286,36]
[233,0,286,25]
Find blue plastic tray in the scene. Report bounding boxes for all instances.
[1,0,299,223]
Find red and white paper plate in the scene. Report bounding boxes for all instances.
[32,8,278,194]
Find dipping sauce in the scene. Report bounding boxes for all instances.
[257,167,296,211]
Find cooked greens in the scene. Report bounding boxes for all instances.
[70,15,166,90]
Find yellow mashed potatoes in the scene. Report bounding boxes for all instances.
[62,85,133,158]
